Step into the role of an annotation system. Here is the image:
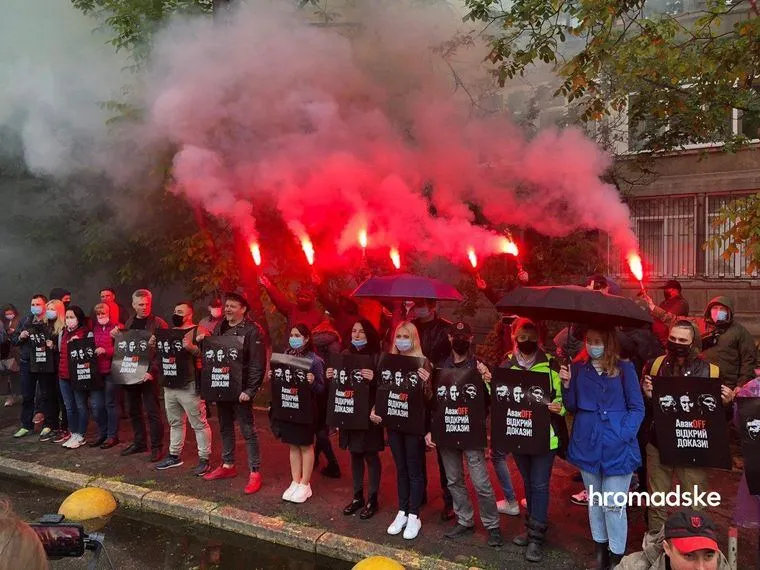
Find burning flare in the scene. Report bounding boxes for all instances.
[627,253,643,281]
[467,247,477,269]
[389,247,401,270]
[301,236,315,266]
[358,228,368,249]
[499,237,519,257]
[249,242,262,266]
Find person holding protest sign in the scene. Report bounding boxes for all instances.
[733,374,760,563]
[201,292,267,495]
[327,319,384,520]
[641,320,733,532]
[92,302,120,449]
[486,318,564,562]
[39,299,68,443]
[433,321,504,548]
[155,302,213,475]
[111,289,167,462]
[561,328,645,569]
[271,324,325,504]
[380,321,433,541]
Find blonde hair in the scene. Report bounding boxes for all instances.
[390,321,424,358]
[581,328,621,377]
[0,502,48,570]
[45,300,65,336]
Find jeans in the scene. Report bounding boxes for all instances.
[440,448,500,529]
[20,365,58,430]
[59,380,79,434]
[124,381,163,449]
[581,470,633,555]
[388,430,425,516]
[351,451,381,499]
[74,389,107,439]
[164,384,211,460]
[104,376,121,439]
[490,449,517,502]
[217,401,260,472]
[513,452,556,524]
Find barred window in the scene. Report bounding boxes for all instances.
[706,193,759,278]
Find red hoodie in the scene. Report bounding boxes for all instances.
[58,327,87,380]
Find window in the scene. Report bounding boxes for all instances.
[706,193,759,277]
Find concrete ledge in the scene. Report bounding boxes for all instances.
[142,490,218,526]
[209,505,324,551]
[88,478,151,510]
[0,457,92,492]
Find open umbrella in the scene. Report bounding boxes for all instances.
[495,285,652,328]
[351,273,463,301]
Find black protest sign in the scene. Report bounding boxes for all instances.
[29,324,54,374]
[200,336,244,402]
[375,353,427,435]
[270,353,314,425]
[490,368,551,455]
[737,398,760,493]
[652,376,730,470]
[431,367,486,450]
[67,337,103,391]
[156,329,196,389]
[326,353,372,430]
[111,330,152,385]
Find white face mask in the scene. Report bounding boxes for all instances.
[65,317,78,330]
[209,307,222,319]
[97,316,109,326]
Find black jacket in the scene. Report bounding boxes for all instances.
[12,315,49,363]
[412,315,452,367]
[212,318,267,398]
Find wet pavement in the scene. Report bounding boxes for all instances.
[0,398,755,569]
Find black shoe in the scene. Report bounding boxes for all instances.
[193,459,211,477]
[120,443,147,456]
[441,507,455,521]
[444,523,474,539]
[343,498,365,515]
[587,541,610,569]
[525,519,548,563]
[156,455,183,470]
[487,527,504,548]
[89,436,107,448]
[100,437,119,449]
[526,541,543,563]
[608,551,623,570]
[359,498,378,520]
[320,462,341,479]
[513,532,529,547]
[150,448,164,462]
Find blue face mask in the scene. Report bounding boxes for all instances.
[45,309,58,321]
[586,343,605,360]
[351,338,367,349]
[395,338,413,352]
[711,307,729,323]
[289,337,304,350]
[30,306,43,316]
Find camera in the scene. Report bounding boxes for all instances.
[30,514,104,560]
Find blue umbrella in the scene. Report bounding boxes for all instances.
[351,273,463,301]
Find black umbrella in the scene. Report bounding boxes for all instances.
[351,273,463,301]
[495,285,652,328]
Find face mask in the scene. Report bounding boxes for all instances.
[586,343,605,359]
[5,314,14,321]
[97,316,109,326]
[44,309,57,320]
[31,306,43,316]
[517,340,538,356]
[65,317,78,330]
[171,314,184,327]
[414,306,430,319]
[395,338,413,352]
[209,307,222,319]
[63,301,71,309]
[452,338,471,355]
[667,340,691,358]
[289,337,305,350]
[711,307,728,323]
[351,338,368,349]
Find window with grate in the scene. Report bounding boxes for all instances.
[706,193,759,278]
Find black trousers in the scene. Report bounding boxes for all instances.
[124,381,163,449]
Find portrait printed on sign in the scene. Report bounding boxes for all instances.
[326,353,372,430]
[652,376,730,470]
[490,368,551,455]
[156,328,196,389]
[200,335,244,401]
[111,330,152,385]
[738,397,760,494]
[431,367,486,449]
[270,353,314,425]
[29,323,54,374]
[374,353,427,435]
[67,337,103,391]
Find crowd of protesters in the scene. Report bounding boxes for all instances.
[0,274,756,570]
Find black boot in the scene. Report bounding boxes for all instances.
[343,492,364,515]
[525,519,548,563]
[359,494,378,520]
[586,541,610,569]
[608,550,623,569]
[512,515,531,547]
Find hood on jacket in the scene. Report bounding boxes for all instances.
[704,295,734,323]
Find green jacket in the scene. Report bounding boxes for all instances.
[501,350,565,451]
[617,527,730,570]
[651,295,756,388]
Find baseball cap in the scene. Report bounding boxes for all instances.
[665,510,719,554]
[663,280,682,292]
[450,322,472,336]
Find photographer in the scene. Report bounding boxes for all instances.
[0,505,48,570]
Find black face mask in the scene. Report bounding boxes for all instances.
[171,314,184,327]
[452,338,471,355]
[667,340,691,358]
[517,340,538,356]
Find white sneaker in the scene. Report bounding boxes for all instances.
[496,499,520,516]
[290,483,312,504]
[403,514,421,539]
[387,511,408,535]
[282,481,299,501]
[63,434,84,449]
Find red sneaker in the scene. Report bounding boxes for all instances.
[244,472,262,495]
[202,465,238,481]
